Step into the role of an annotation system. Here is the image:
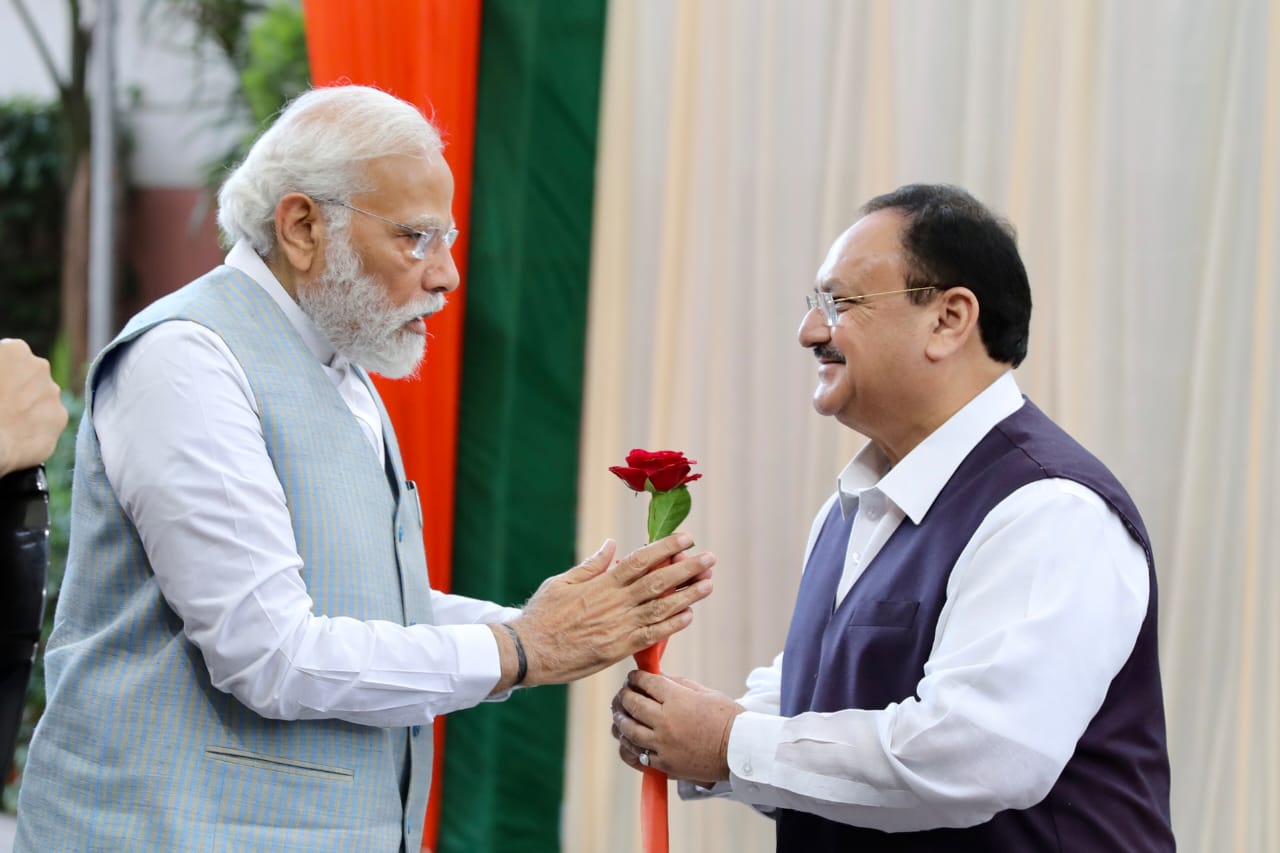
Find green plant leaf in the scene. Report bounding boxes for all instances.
[647,486,692,542]
[0,99,66,358]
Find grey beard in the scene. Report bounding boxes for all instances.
[298,236,444,378]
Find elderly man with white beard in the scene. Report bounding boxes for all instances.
[14,85,716,853]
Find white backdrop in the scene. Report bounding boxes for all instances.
[565,1,1279,851]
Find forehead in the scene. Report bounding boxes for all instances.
[356,153,455,225]
[816,209,907,290]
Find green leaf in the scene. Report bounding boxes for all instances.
[647,486,692,542]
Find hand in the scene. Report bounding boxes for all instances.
[501,535,715,688]
[611,670,744,786]
[0,339,69,476]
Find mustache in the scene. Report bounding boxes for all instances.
[813,344,845,363]
[396,292,447,324]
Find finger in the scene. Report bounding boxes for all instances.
[614,705,655,747]
[631,604,700,651]
[610,681,641,716]
[33,354,53,380]
[630,552,717,603]
[636,577,714,629]
[610,533,696,584]
[682,565,714,586]
[560,539,617,584]
[627,669,671,699]
[615,729,642,758]
[618,681,665,724]
[610,692,639,733]
[618,741,644,772]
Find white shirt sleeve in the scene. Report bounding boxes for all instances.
[95,321,514,728]
[431,589,522,627]
[722,479,1150,831]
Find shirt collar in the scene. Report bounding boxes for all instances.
[836,371,1025,524]
[225,240,340,368]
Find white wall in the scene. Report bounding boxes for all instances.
[0,0,250,187]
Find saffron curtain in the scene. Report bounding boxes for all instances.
[303,2,608,851]
[301,1,482,847]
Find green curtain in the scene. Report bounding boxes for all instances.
[438,1,607,850]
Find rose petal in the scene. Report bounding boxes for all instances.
[608,466,650,492]
[625,448,690,470]
[648,462,692,492]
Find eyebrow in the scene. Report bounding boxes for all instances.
[819,262,878,294]
[404,214,452,232]
[816,276,849,294]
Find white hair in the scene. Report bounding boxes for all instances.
[216,85,444,255]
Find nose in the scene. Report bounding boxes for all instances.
[798,305,830,348]
[425,244,461,293]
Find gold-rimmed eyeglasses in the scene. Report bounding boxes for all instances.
[804,286,938,326]
[324,200,458,260]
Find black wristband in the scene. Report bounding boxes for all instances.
[500,623,527,686]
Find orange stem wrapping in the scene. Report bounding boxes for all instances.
[634,638,668,853]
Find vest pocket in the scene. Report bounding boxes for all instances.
[205,746,354,781]
[848,599,919,628]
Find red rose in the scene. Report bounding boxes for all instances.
[607,448,704,853]
[609,448,703,493]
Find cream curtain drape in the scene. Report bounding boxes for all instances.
[566,2,1279,851]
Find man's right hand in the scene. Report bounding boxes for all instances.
[0,339,69,477]
[493,535,715,690]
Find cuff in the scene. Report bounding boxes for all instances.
[726,710,788,807]
[678,779,729,800]
[441,622,505,708]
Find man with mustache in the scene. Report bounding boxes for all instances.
[612,185,1174,851]
[15,86,715,853]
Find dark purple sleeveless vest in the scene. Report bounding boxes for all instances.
[776,401,1174,852]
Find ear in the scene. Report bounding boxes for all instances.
[924,286,980,362]
[273,193,324,274]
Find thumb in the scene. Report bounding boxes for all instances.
[563,539,617,583]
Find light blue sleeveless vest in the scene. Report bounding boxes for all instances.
[16,266,435,852]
